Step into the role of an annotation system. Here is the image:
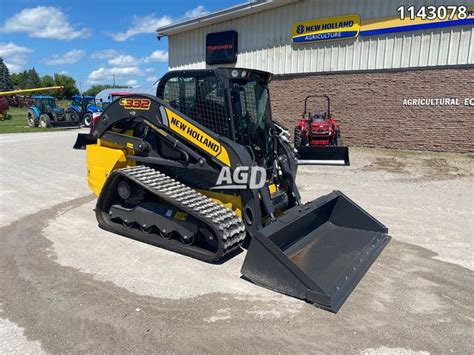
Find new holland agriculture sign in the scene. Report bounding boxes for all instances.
[292,8,474,44]
[291,15,360,43]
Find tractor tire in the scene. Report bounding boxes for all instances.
[67,109,79,124]
[64,110,72,121]
[295,126,309,146]
[294,127,302,147]
[39,114,51,128]
[27,109,38,128]
[82,113,92,128]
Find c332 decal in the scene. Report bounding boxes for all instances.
[119,98,151,110]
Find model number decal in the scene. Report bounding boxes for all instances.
[119,98,151,110]
[397,5,468,21]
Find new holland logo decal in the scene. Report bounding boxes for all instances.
[291,14,360,43]
[163,108,231,166]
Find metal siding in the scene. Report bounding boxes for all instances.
[168,0,474,73]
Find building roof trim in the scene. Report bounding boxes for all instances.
[156,0,297,37]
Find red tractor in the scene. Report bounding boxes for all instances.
[294,95,349,165]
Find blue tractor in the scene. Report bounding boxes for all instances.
[66,95,103,127]
[27,96,80,128]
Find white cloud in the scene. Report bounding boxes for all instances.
[86,49,167,84]
[108,5,208,42]
[89,49,167,70]
[143,50,168,63]
[146,76,157,83]
[0,42,32,73]
[87,66,142,84]
[58,70,68,75]
[125,79,139,88]
[0,6,90,40]
[184,5,209,19]
[43,49,85,65]
[91,49,120,59]
[108,54,140,67]
[2,62,22,73]
[108,14,172,42]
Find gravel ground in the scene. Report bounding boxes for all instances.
[0,130,472,354]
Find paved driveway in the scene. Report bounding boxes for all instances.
[0,131,472,353]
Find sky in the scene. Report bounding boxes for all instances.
[0,0,243,92]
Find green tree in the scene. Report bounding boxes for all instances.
[40,74,55,88]
[0,58,13,91]
[24,68,41,89]
[83,84,129,97]
[53,73,79,99]
[11,71,27,89]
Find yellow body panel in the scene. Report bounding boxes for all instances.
[198,190,243,218]
[86,144,131,196]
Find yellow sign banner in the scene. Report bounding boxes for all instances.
[291,14,360,43]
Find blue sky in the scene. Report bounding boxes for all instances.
[0,0,242,92]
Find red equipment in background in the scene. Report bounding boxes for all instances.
[294,95,349,165]
[90,91,135,132]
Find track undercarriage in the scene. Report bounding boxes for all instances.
[96,165,246,262]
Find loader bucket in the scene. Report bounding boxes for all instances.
[49,121,81,129]
[297,146,350,166]
[241,191,390,312]
[73,133,96,150]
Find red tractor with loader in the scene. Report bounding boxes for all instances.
[294,95,350,165]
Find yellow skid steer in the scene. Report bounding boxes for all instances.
[74,68,390,312]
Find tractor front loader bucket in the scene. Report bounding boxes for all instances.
[241,191,390,312]
[73,133,96,149]
[49,121,81,129]
[297,146,350,166]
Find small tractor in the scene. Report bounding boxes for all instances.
[294,95,350,165]
[67,95,103,128]
[0,86,65,122]
[27,95,80,128]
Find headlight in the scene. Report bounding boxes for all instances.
[231,69,239,78]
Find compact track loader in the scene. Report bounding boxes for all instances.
[74,68,390,312]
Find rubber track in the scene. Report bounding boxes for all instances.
[118,165,246,258]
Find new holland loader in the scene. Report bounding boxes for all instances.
[74,68,390,312]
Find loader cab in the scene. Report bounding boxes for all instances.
[157,68,275,169]
[71,95,100,111]
[33,96,57,113]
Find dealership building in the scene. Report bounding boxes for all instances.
[157,0,473,152]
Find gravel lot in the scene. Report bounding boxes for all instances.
[0,130,472,354]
